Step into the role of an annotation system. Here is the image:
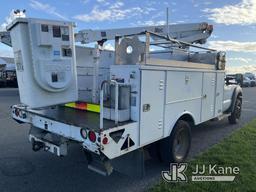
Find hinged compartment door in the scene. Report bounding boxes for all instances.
[140,70,165,146]
[201,72,216,121]
[215,72,225,116]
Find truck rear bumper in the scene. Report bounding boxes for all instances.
[11,104,140,163]
[11,105,101,155]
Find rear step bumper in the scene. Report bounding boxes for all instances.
[29,133,145,177]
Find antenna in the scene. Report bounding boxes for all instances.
[166,7,170,38]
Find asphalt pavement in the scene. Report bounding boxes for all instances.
[0,87,256,192]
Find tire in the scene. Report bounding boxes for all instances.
[159,120,191,163]
[228,98,242,124]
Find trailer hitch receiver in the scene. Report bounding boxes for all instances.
[31,138,45,152]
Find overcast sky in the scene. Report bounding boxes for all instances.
[0,0,256,73]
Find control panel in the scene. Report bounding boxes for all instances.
[30,19,76,91]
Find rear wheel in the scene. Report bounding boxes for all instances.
[228,98,242,124]
[159,120,191,163]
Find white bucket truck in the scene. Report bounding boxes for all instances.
[4,17,242,176]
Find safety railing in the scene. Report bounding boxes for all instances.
[100,80,119,129]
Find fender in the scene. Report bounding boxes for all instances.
[225,85,242,113]
[168,112,195,136]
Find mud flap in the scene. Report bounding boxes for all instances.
[111,148,145,178]
[85,152,114,176]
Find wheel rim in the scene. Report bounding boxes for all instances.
[235,100,242,119]
[173,128,189,161]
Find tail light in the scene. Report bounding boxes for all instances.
[14,108,26,119]
[14,108,20,117]
[102,137,108,145]
[88,131,96,143]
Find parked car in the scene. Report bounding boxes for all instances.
[249,78,256,87]
[226,73,243,86]
[244,72,255,80]
[5,70,18,87]
[235,73,244,86]
[242,77,250,87]
[0,71,6,87]
[244,72,256,87]
[0,70,18,88]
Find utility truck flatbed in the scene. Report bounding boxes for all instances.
[26,106,132,131]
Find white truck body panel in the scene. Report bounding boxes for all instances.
[100,122,139,159]
[164,71,203,136]
[75,46,114,103]
[215,73,225,116]
[223,84,237,112]
[201,72,216,121]
[110,64,226,146]
[140,70,165,146]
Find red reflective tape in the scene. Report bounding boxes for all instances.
[75,102,87,110]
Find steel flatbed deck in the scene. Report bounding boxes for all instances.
[27,106,131,131]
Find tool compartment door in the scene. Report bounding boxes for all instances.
[140,70,165,146]
[215,72,225,116]
[201,72,216,121]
